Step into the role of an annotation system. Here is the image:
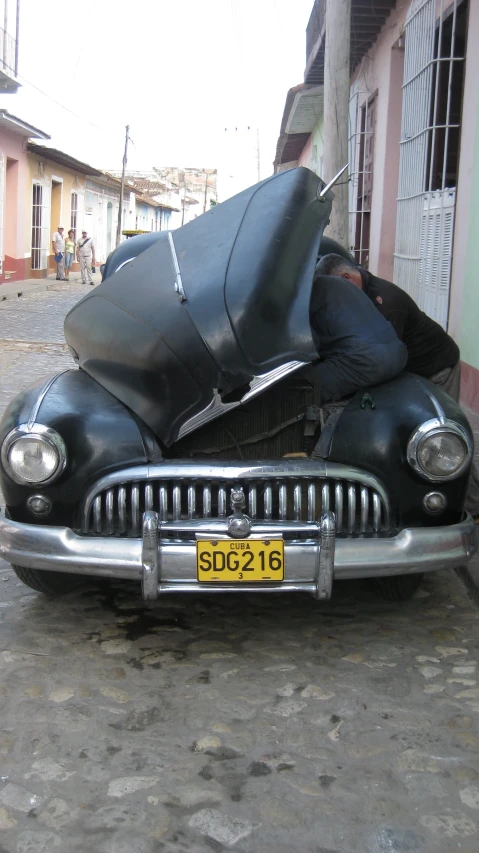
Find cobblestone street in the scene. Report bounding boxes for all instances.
[1,287,479,853]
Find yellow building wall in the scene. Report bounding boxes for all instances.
[25,154,86,277]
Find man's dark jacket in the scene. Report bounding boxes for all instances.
[360,270,459,378]
[301,275,407,403]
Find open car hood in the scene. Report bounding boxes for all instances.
[64,167,333,446]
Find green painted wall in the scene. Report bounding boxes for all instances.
[460,103,479,370]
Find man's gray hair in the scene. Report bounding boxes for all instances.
[316,253,358,277]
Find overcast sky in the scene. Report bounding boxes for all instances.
[1,0,313,184]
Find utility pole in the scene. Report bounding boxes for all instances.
[203,172,208,213]
[323,0,350,246]
[116,125,129,247]
[181,184,187,225]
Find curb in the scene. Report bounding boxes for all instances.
[0,278,100,301]
[0,282,50,301]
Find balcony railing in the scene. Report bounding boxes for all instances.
[0,25,17,78]
[306,0,325,63]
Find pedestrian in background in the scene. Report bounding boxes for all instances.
[76,229,96,286]
[64,229,75,281]
[52,226,66,281]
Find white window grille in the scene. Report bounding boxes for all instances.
[349,88,376,267]
[394,0,466,328]
[31,180,51,270]
[71,191,78,238]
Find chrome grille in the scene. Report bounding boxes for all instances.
[82,465,390,538]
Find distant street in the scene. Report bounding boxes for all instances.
[1,287,479,853]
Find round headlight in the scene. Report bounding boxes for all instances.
[1,425,66,486]
[417,432,467,478]
[407,419,472,482]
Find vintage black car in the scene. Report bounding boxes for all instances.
[0,168,476,602]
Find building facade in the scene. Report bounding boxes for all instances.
[275,0,479,412]
[0,113,49,282]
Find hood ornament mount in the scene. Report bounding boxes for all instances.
[227,487,252,538]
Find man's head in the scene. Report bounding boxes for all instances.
[57,226,64,233]
[315,253,363,289]
[81,230,87,237]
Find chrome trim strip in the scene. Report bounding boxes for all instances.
[322,481,330,512]
[105,489,114,536]
[308,482,316,522]
[249,484,257,519]
[93,496,101,534]
[172,484,181,521]
[177,361,308,440]
[203,484,211,518]
[168,232,186,302]
[241,361,307,404]
[113,257,135,275]
[145,483,154,511]
[348,485,356,535]
[27,370,71,431]
[335,482,343,531]
[372,493,381,533]
[279,484,287,520]
[218,487,226,517]
[131,485,140,536]
[118,487,127,534]
[264,484,272,519]
[187,484,196,519]
[159,485,168,521]
[422,386,446,424]
[293,483,302,521]
[1,513,475,584]
[360,486,369,534]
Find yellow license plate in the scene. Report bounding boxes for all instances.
[196,539,284,582]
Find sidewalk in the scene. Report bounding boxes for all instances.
[0,270,102,300]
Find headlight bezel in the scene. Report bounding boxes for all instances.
[407,418,472,482]
[1,423,67,486]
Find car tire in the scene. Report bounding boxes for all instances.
[371,573,424,601]
[11,565,83,596]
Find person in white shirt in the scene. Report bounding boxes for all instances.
[76,229,96,285]
[52,226,66,280]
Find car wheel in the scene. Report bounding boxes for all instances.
[11,565,83,595]
[371,573,424,601]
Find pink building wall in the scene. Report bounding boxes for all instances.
[0,128,29,282]
[350,4,408,281]
[298,136,312,168]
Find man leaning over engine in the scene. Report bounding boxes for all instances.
[301,273,408,404]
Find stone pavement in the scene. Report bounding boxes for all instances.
[1,287,479,852]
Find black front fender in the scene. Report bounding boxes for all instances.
[0,369,160,527]
[328,373,473,527]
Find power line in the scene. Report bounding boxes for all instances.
[11,69,121,137]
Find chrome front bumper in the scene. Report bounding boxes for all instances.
[0,510,476,600]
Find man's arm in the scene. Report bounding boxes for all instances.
[307,275,408,404]
[91,241,96,264]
